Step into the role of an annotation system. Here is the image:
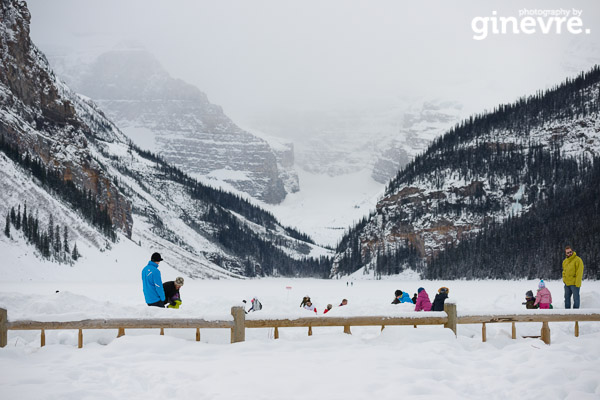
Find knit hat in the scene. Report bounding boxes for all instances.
[175,277,184,286]
[538,280,545,289]
[417,287,424,294]
[526,290,534,298]
[395,289,402,297]
[438,287,449,294]
[151,252,163,262]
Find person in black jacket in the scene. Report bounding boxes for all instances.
[523,290,537,309]
[431,287,449,311]
[163,277,184,309]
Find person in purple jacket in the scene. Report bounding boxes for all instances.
[414,287,432,311]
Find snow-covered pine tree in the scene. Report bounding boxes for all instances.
[54,228,61,258]
[63,226,70,255]
[4,213,9,238]
[48,214,54,248]
[22,203,27,233]
[15,205,21,230]
[72,243,80,261]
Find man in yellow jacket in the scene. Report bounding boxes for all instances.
[562,246,584,309]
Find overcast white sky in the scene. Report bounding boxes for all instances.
[28,0,600,129]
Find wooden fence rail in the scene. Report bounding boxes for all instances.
[456,312,600,344]
[1,305,599,348]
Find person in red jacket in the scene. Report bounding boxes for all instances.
[414,287,432,311]
[323,304,333,314]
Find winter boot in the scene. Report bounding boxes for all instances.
[167,300,182,309]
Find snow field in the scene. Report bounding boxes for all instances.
[1,278,600,399]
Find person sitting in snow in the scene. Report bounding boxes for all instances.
[303,300,317,313]
[324,304,333,314]
[414,287,432,311]
[534,280,552,309]
[300,296,311,308]
[411,293,417,304]
[245,297,263,313]
[523,290,537,309]
[431,287,449,311]
[339,299,348,306]
[391,289,413,304]
[163,277,184,309]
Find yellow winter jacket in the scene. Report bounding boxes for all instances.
[562,252,584,287]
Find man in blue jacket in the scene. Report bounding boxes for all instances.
[142,252,166,307]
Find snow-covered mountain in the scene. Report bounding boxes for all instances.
[248,100,464,183]
[371,100,464,184]
[46,47,298,204]
[0,0,329,279]
[333,67,600,278]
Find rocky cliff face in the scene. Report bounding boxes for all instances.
[48,49,291,204]
[0,0,132,236]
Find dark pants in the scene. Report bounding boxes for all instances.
[564,285,580,309]
[147,300,165,308]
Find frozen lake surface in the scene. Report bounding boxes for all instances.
[1,277,600,399]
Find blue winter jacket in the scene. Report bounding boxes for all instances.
[400,292,413,303]
[142,261,166,304]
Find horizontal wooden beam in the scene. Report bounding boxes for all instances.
[458,314,600,324]
[7,318,234,330]
[245,315,448,328]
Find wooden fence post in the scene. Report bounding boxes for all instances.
[574,321,579,337]
[511,322,516,339]
[274,327,279,339]
[117,328,125,338]
[541,322,551,345]
[308,326,313,336]
[482,323,487,342]
[0,308,7,348]
[78,329,83,349]
[443,303,457,336]
[196,328,201,342]
[343,325,351,335]
[41,329,46,347]
[231,306,246,343]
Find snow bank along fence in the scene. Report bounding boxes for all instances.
[1,305,599,348]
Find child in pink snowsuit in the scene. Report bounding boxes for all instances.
[414,287,432,311]
[534,280,552,309]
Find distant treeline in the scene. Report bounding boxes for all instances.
[386,65,600,194]
[427,156,600,280]
[0,134,116,241]
[4,203,81,263]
